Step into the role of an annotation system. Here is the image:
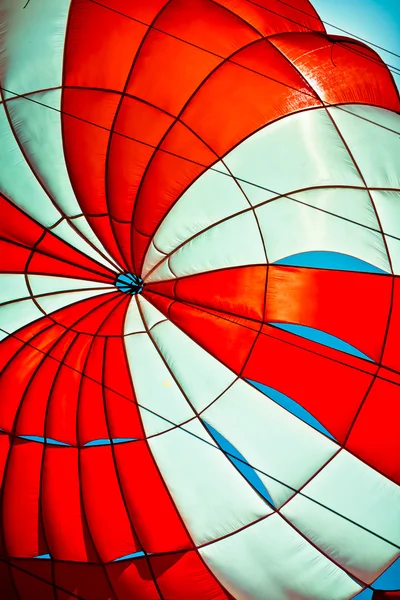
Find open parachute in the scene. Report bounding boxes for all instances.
[0,0,399,599]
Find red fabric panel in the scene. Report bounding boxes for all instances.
[2,440,45,557]
[373,591,400,599]
[45,362,81,447]
[62,89,119,216]
[29,251,113,283]
[15,341,64,438]
[71,293,121,335]
[80,445,141,562]
[102,337,135,400]
[382,277,400,372]
[0,432,10,488]
[177,266,267,320]
[91,0,169,21]
[144,279,177,299]
[0,195,42,247]
[64,0,147,90]
[42,447,97,562]
[152,550,231,600]
[45,333,92,445]
[146,266,267,321]
[132,39,320,267]
[155,0,260,58]
[78,376,108,447]
[0,239,32,273]
[97,296,130,337]
[214,0,325,36]
[132,122,217,241]
[77,334,108,446]
[62,88,127,268]
[271,33,400,111]
[113,441,192,553]
[142,290,175,317]
[10,559,55,600]
[103,338,144,440]
[126,29,221,116]
[181,39,320,155]
[346,377,400,484]
[106,558,159,600]
[167,301,261,373]
[34,232,115,282]
[63,333,93,373]
[55,561,114,600]
[243,324,377,442]
[0,562,19,600]
[108,97,174,222]
[265,266,392,361]
[49,331,79,364]
[0,327,62,433]
[48,293,116,331]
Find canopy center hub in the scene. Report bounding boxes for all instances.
[115,273,144,295]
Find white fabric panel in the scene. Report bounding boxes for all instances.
[256,197,390,271]
[144,257,176,284]
[124,332,194,436]
[237,180,277,208]
[28,275,114,296]
[282,449,400,583]
[0,0,70,99]
[0,274,29,304]
[148,419,271,546]
[149,319,236,413]
[202,379,337,506]
[144,166,250,277]
[147,211,266,283]
[223,107,363,203]
[35,288,113,316]
[50,216,119,274]
[0,103,60,227]
[285,187,379,230]
[137,296,167,330]
[371,189,400,273]
[124,297,146,335]
[371,190,400,237]
[5,93,119,270]
[385,235,400,275]
[327,106,400,189]
[8,91,81,217]
[0,4,118,269]
[69,216,121,271]
[141,241,167,280]
[200,513,361,600]
[0,298,44,337]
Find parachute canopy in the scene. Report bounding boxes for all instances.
[0,1,399,599]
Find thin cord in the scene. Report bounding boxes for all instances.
[248,0,400,60]
[0,321,399,551]
[2,84,400,251]
[1,0,399,557]
[87,0,400,80]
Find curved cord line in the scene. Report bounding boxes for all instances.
[0,319,398,551]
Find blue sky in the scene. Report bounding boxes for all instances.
[312,0,400,87]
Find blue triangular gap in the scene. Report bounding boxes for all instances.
[247,380,337,441]
[19,435,70,446]
[269,322,374,362]
[84,438,136,447]
[372,556,400,590]
[202,421,275,507]
[113,551,145,562]
[352,589,373,600]
[274,251,387,274]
